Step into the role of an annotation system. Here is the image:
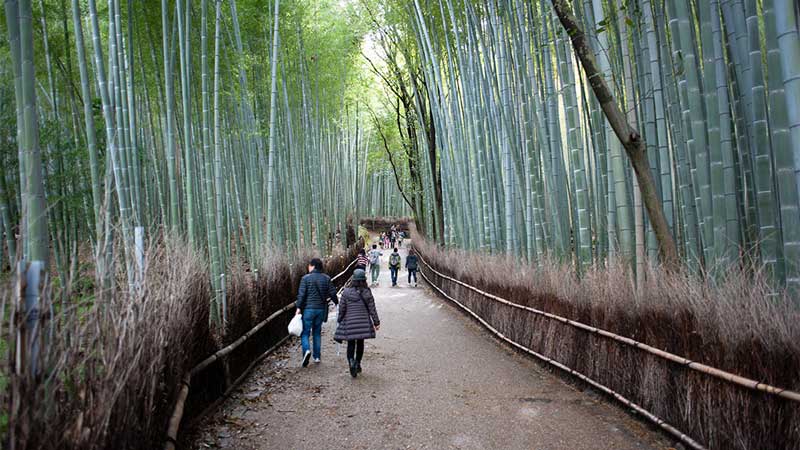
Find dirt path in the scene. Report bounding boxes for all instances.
[193,243,673,450]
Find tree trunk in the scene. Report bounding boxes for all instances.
[549,0,679,269]
[425,109,444,244]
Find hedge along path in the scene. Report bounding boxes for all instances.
[418,255,800,449]
[417,255,800,403]
[164,258,358,450]
[418,268,704,450]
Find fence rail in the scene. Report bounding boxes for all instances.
[417,254,800,450]
[418,255,800,403]
[164,257,358,450]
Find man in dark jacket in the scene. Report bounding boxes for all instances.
[296,258,338,367]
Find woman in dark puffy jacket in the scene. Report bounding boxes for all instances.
[334,269,380,378]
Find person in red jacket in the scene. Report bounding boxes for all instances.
[355,248,369,270]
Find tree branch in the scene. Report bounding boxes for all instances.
[549,0,679,269]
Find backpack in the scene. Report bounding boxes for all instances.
[389,253,401,267]
[406,255,418,270]
[369,251,380,264]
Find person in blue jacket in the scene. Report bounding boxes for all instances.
[295,258,338,366]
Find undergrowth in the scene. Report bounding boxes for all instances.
[415,235,800,450]
[1,235,359,450]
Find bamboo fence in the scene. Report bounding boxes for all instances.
[418,254,800,449]
[164,258,357,450]
[418,266,706,450]
[418,255,800,403]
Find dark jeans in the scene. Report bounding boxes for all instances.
[408,269,417,283]
[347,339,364,361]
[390,266,399,285]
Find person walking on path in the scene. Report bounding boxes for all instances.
[295,258,339,367]
[356,248,369,270]
[334,269,380,378]
[368,244,383,286]
[389,248,401,286]
[406,249,419,287]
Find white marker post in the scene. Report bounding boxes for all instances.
[135,226,145,287]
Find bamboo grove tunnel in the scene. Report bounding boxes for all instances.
[1,0,800,449]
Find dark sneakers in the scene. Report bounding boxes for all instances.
[302,350,311,367]
[356,361,362,373]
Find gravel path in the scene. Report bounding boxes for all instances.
[193,244,673,450]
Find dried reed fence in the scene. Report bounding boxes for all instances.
[414,238,800,450]
[164,257,358,449]
[1,237,360,450]
[359,216,412,232]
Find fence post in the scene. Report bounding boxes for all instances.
[22,260,44,377]
[135,226,145,287]
[220,272,227,326]
[15,260,26,376]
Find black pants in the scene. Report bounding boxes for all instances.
[346,339,364,361]
[408,269,417,283]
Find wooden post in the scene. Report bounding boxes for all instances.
[135,226,145,286]
[15,260,26,376]
[23,260,43,377]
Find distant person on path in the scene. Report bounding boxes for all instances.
[356,248,369,270]
[406,248,418,287]
[295,258,339,367]
[368,244,383,286]
[334,269,380,378]
[390,230,397,248]
[389,248,401,287]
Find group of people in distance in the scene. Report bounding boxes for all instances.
[356,242,418,288]
[293,226,417,378]
[379,224,404,250]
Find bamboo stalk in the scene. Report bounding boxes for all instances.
[549,0,679,269]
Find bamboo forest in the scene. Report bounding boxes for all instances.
[2,0,800,449]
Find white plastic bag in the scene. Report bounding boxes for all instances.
[288,314,303,337]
